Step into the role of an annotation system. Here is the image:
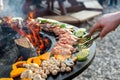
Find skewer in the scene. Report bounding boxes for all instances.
[0,0,3,10]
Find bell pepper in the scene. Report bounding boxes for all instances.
[27,57,41,66]
[12,61,27,70]
[10,68,26,78]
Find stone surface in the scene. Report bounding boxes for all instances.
[73,1,120,80]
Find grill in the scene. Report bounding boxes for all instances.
[0,24,56,78]
[0,17,96,80]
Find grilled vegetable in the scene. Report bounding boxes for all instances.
[10,68,26,78]
[60,24,66,28]
[12,61,27,70]
[27,57,41,66]
[40,19,49,23]
[0,78,13,80]
[74,28,86,38]
[39,52,51,60]
[21,78,32,80]
[76,48,90,61]
[54,54,71,61]
[64,58,74,67]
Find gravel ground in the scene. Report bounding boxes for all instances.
[73,1,120,80]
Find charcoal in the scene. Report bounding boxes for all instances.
[0,65,12,77]
[0,32,19,65]
[15,37,37,60]
[0,32,20,63]
[0,41,19,65]
[1,25,17,35]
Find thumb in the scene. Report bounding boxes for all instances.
[89,22,101,35]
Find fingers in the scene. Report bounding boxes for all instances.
[100,26,111,38]
[89,22,102,35]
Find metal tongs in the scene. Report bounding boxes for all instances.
[78,30,100,49]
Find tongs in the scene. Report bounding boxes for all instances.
[78,30,100,49]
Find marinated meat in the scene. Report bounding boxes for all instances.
[59,33,78,40]
[55,43,74,52]
[53,27,72,35]
[58,33,78,45]
[51,26,78,55]
[52,43,74,55]
[52,45,72,55]
[58,38,76,45]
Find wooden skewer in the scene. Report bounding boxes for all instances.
[0,0,3,10]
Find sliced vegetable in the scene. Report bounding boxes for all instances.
[21,78,32,80]
[47,19,59,23]
[60,24,66,28]
[27,57,41,66]
[0,78,13,80]
[65,25,74,29]
[12,61,27,70]
[76,48,90,61]
[40,19,49,23]
[10,68,26,78]
[39,52,51,60]
[36,17,48,23]
[54,54,71,61]
[74,28,86,37]
[32,57,41,66]
[52,22,58,26]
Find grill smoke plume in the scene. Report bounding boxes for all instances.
[0,0,25,17]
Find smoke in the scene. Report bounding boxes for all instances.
[0,0,25,18]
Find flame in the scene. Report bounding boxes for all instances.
[44,38,49,45]
[25,19,45,55]
[29,11,34,19]
[2,17,26,36]
[2,15,48,55]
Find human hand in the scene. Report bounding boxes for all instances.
[89,12,120,38]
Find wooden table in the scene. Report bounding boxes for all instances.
[46,0,78,15]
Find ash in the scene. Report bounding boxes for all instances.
[74,1,120,80]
